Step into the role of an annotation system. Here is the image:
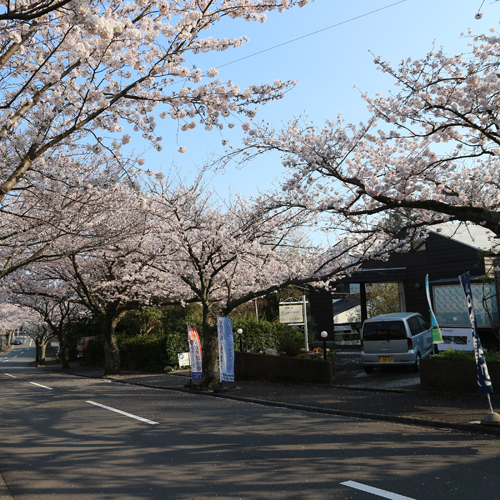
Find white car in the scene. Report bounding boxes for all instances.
[361,312,433,373]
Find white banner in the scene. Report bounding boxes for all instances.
[217,316,235,383]
[187,325,203,380]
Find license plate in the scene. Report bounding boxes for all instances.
[380,356,393,363]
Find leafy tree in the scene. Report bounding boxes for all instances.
[348,283,400,322]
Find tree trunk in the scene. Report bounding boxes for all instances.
[38,341,47,366]
[103,313,121,376]
[58,333,70,369]
[201,304,219,389]
[35,339,40,362]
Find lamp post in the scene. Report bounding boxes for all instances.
[321,331,328,361]
[237,328,243,352]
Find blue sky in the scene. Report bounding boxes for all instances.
[139,0,498,199]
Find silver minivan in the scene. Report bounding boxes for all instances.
[361,312,433,373]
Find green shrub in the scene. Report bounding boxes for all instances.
[84,308,309,372]
[431,348,500,363]
[231,317,306,356]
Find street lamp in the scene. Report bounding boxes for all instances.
[320,331,328,361]
[237,328,243,352]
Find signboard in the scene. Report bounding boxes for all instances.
[178,352,190,367]
[436,328,474,352]
[217,316,235,383]
[279,304,303,324]
[187,324,203,380]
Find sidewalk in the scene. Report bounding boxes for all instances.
[40,356,500,438]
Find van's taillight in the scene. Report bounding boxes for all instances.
[360,339,364,351]
[407,337,413,350]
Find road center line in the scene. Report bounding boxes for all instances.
[5,373,16,378]
[341,481,416,500]
[29,382,53,390]
[86,401,159,425]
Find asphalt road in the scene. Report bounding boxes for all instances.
[1,345,500,500]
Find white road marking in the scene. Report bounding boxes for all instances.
[13,355,17,358]
[5,373,16,378]
[86,401,159,425]
[341,481,416,500]
[29,382,53,390]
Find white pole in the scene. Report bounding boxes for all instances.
[303,295,309,352]
[487,393,495,413]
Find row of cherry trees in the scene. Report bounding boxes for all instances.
[5,2,499,387]
[0,0,324,386]
[4,166,400,386]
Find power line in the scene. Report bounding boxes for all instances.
[216,0,408,70]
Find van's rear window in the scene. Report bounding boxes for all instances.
[363,321,406,340]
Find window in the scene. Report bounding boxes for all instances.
[433,284,499,327]
[363,321,406,340]
[407,316,423,336]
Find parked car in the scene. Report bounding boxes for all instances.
[360,312,433,374]
[11,337,24,345]
[76,336,96,359]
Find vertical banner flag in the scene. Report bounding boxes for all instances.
[459,273,493,394]
[425,275,443,344]
[217,316,235,383]
[187,324,203,380]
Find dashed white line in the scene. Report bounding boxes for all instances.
[341,481,416,500]
[86,401,159,425]
[5,373,16,378]
[29,382,53,390]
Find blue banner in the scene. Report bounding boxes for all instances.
[459,273,493,394]
[217,316,235,383]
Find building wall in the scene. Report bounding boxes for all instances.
[310,232,493,343]
[358,232,486,317]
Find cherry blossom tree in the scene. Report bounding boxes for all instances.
[231,21,500,253]
[8,182,164,375]
[0,301,41,348]
[0,0,313,201]
[146,178,401,388]
[0,150,141,280]
[8,284,83,368]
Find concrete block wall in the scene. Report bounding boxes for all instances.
[235,351,333,384]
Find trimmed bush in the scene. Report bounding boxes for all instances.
[431,348,500,363]
[232,317,307,356]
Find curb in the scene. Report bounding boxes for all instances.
[114,379,500,438]
[41,367,500,438]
